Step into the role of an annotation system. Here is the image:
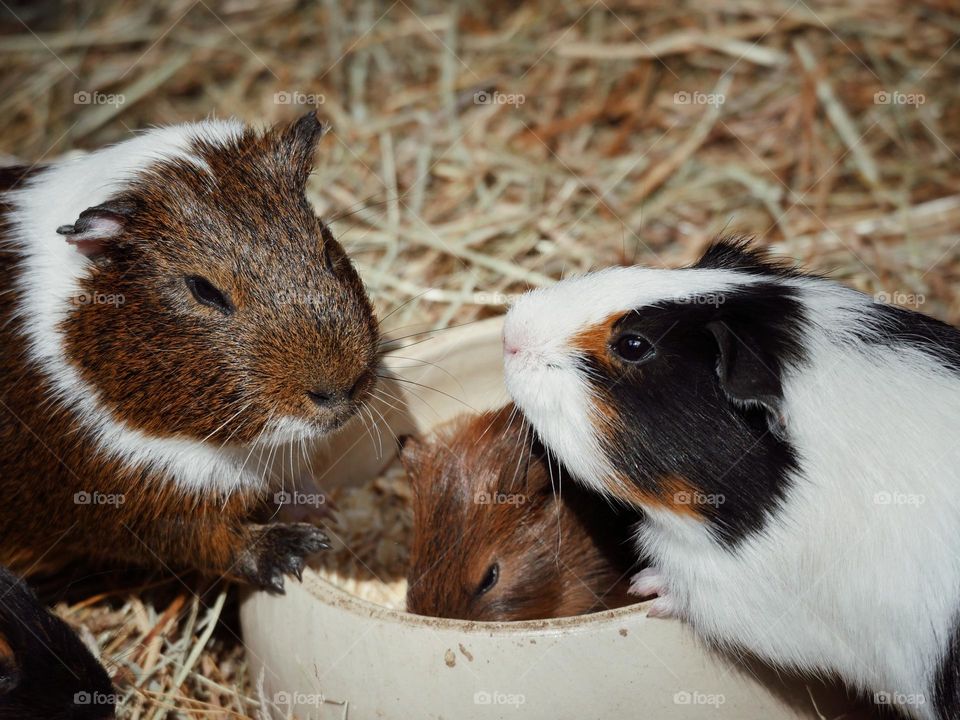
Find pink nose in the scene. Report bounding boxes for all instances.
[502,324,522,357]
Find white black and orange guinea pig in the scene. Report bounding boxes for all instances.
[402,405,642,621]
[0,112,379,592]
[0,566,115,719]
[503,238,960,719]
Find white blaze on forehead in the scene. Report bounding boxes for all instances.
[502,265,759,491]
[503,266,755,356]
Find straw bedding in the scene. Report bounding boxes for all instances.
[1,0,957,716]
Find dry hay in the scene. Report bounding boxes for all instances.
[1,0,957,716]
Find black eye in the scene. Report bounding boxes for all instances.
[476,562,499,597]
[185,276,233,315]
[612,334,656,364]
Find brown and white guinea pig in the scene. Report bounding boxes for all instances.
[503,238,960,719]
[0,566,115,719]
[0,112,379,592]
[402,404,642,621]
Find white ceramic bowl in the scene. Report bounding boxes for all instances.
[240,317,862,720]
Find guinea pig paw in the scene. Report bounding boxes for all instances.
[628,567,665,599]
[0,659,20,694]
[646,595,677,619]
[239,523,331,593]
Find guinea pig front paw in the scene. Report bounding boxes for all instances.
[238,523,331,593]
[0,658,20,694]
[628,567,664,598]
[628,567,677,619]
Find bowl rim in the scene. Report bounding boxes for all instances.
[302,570,655,636]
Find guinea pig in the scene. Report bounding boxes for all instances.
[402,404,642,621]
[502,238,960,719]
[0,112,379,592]
[0,566,115,719]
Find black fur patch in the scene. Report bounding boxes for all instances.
[0,567,115,719]
[859,301,960,375]
[581,282,808,545]
[933,615,960,720]
[694,237,806,278]
[0,165,42,194]
[700,237,960,374]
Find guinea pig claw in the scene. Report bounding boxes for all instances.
[647,595,677,619]
[265,572,286,595]
[241,522,331,592]
[286,555,305,582]
[628,567,664,599]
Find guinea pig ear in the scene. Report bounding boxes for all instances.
[706,320,787,433]
[56,198,135,258]
[282,111,329,187]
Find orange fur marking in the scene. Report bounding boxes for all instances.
[570,312,624,369]
[0,633,13,663]
[604,474,709,519]
[573,312,626,439]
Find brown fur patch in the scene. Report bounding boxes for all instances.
[404,405,641,621]
[59,114,378,443]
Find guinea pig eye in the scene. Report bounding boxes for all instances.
[612,334,656,364]
[185,276,234,315]
[476,562,500,597]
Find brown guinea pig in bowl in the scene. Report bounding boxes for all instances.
[401,404,643,621]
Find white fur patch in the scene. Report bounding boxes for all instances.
[504,265,960,713]
[4,119,277,496]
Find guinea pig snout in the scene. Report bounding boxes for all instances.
[307,387,344,407]
[502,315,557,368]
[306,370,374,409]
[502,317,530,359]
